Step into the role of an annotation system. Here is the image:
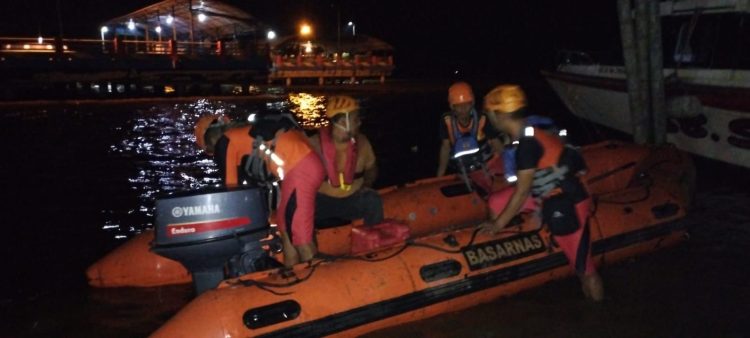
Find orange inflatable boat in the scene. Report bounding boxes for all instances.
[87,141,693,290]
[149,142,693,337]
[87,173,491,287]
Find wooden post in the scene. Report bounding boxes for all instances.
[171,5,177,41]
[188,0,195,49]
[634,0,651,144]
[144,21,150,53]
[144,20,150,42]
[648,0,667,145]
[156,10,163,43]
[169,39,177,69]
[618,0,648,144]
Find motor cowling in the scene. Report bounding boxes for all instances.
[151,187,279,294]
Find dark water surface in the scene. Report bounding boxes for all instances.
[0,83,749,337]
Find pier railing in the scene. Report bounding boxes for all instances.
[269,53,395,85]
[0,36,266,59]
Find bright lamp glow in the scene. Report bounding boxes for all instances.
[267,30,276,40]
[197,13,207,22]
[128,19,135,31]
[300,23,312,36]
[155,26,162,34]
[166,15,174,25]
[100,26,109,34]
[348,21,353,26]
[37,36,43,44]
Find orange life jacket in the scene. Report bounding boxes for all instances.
[223,126,253,186]
[268,130,313,179]
[221,126,312,186]
[524,126,567,198]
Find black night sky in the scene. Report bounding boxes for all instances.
[0,0,621,79]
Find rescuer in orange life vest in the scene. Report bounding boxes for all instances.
[194,114,233,156]
[207,113,325,268]
[308,96,383,226]
[479,84,605,301]
[437,82,504,194]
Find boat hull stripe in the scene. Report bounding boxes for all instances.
[259,219,684,337]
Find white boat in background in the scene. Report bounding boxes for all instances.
[542,0,750,168]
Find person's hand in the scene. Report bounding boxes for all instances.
[479,219,507,236]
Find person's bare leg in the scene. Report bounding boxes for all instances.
[295,242,318,263]
[581,272,604,302]
[280,232,299,268]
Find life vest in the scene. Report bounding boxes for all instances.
[506,123,582,199]
[221,125,254,186]
[503,115,558,182]
[318,126,358,191]
[241,113,308,187]
[444,110,493,171]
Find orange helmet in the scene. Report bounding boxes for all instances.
[326,95,359,119]
[448,82,474,106]
[484,84,527,114]
[194,115,229,150]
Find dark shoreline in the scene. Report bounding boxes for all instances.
[0,80,448,110]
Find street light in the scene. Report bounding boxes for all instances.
[267,30,276,40]
[198,13,207,23]
[300,23,312,36]
[100,26,109,52]
[128,18,136,31]
[37,36,43,44]
[166,15,174,25]
[347,21,356,37]
[155,26,162,34]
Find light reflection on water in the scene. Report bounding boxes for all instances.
[101,99,242,238]
[101,95,329,239]
[288,93,328,129]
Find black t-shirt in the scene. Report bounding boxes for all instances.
[515,136,544,170]
[439,112,501,142]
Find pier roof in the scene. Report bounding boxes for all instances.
[102,0,263,39]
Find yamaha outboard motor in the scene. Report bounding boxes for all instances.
[151,187,279,294]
